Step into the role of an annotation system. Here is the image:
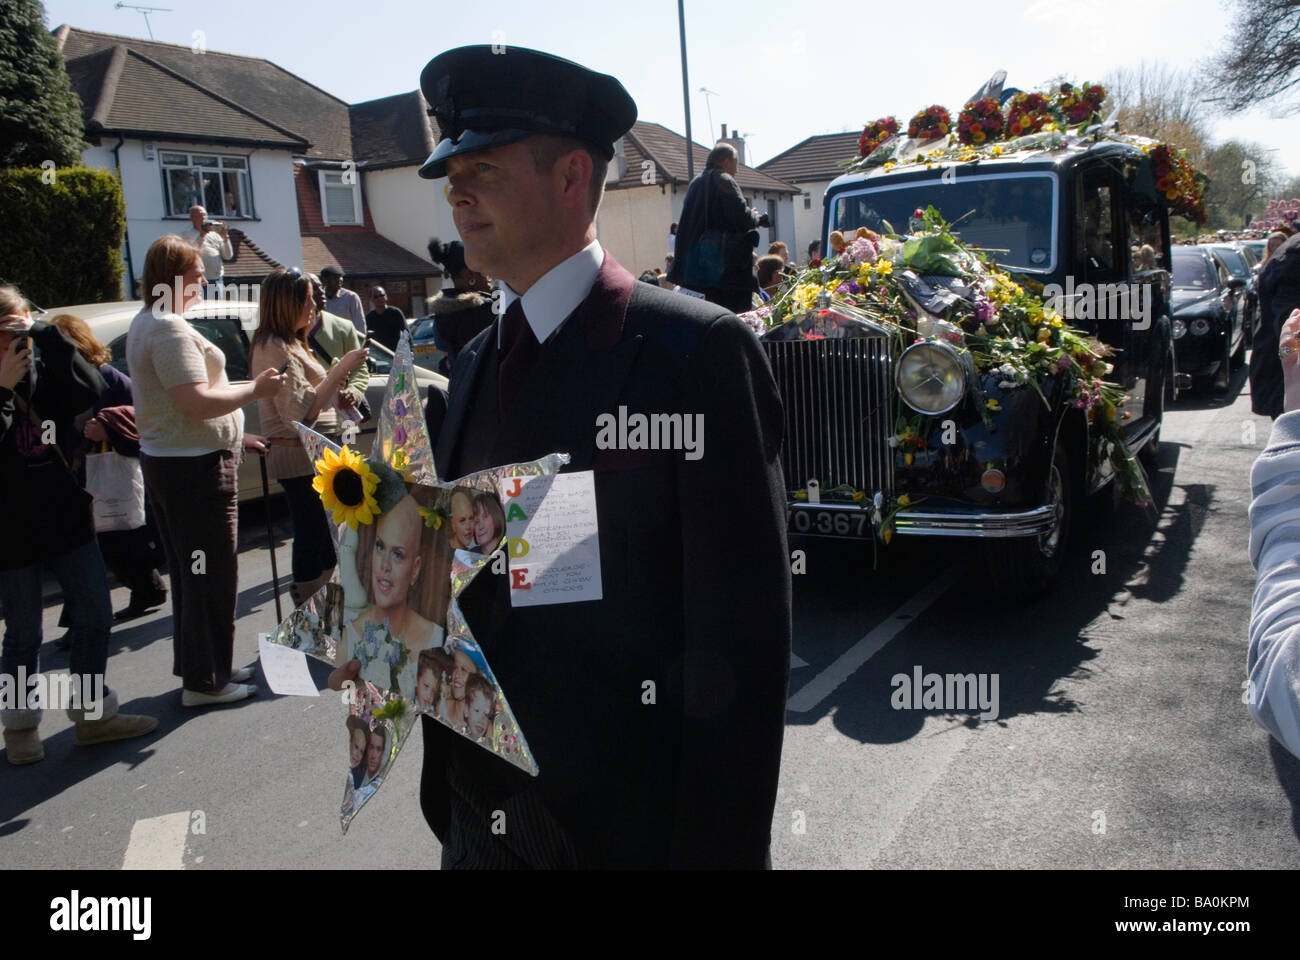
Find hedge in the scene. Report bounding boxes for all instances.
[0,165,125,308]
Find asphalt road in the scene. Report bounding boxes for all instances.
[1,358,1294,870]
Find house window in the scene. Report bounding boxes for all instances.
[162,151,252,218]
[319,170,362,226]
[803,192,812,210]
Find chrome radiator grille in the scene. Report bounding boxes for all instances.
[762,336,894,496]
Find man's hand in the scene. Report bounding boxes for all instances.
[218,222,229,240]
[0,338,31,392]
[242,432,268,454]
[757,213,771,228]
[83,418,107,443]
[1282,309,1300,413]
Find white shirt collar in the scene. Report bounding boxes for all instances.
[498,239,603,347]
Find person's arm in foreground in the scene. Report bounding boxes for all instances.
[1248,308,1300,757]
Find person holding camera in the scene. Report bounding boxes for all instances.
[0,284,158,764]
[185,205,233,300]
[668,142,770,314]
[250,268,368,607]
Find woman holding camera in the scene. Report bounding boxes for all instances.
[250,268,367,607]
[0,284,157,764]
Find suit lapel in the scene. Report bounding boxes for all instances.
[434,327,496,479]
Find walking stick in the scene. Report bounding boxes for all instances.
[258,450,283,623]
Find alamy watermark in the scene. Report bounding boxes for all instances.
[595,406,704,461]
[1041,277,1152,330]
[890,665,1000,721]
[0,668,105,720]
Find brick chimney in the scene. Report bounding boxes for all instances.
[719,123,746,166]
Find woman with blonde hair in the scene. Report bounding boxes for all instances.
[0,285,157,764]
[128,234,285,707]
[249,268,367,607]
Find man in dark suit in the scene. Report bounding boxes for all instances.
[1252,232,1300,419]
[391,46,791,868]
[668,142,769,314]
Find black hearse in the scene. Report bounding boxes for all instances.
[760,137,1173,595]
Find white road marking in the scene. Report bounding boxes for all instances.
[790,652,809,669]
[786,567,962,713]
[121,811,190,870]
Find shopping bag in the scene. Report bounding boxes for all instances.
[86,446,146,532]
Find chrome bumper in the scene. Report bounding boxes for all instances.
[893,505,1057,539]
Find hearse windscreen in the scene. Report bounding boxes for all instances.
[831,172,1058,273]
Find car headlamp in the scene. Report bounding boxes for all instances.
[896,340,966,415]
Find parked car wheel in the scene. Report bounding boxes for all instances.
[983,437,1075,599]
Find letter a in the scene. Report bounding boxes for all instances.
[506,502,527,522]
[594,413,617,450]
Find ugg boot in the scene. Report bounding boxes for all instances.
[68,689,158,747]
[2,705,43,765]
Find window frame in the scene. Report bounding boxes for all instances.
[160,150,256,220]
[319,169,363,226]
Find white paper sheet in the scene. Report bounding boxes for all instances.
[258,634,321,697]
[497,471,602,607]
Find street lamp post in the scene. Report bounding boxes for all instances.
[677,0,694,183]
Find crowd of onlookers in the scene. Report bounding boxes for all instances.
[0,229,504,766]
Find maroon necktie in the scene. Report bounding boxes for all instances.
[498,299,539,412]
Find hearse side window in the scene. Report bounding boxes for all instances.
[1128,205,1165,273]
[1077,169,1117,281]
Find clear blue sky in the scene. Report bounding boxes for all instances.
[46,0,1299,177]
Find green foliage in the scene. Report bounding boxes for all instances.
[0,0,86,168]
[0,167,125,307]
[1200,140,1277,231]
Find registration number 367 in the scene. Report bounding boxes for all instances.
[789,508,872,538]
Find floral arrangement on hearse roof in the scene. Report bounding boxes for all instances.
[737,207,1152,542]
[849,82,1207,224]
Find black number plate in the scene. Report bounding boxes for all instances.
[788,506,873,539]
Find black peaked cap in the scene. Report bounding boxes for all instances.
[418,45,637,180]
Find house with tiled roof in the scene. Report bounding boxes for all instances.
[597,121,799,277]
[756,132,862,258]
[53,25,445,313]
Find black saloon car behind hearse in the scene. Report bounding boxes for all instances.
[1170,245,1247,392]
[760,138,1173,595]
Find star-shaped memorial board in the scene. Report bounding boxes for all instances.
[262,337,566,831]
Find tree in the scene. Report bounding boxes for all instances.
[1209,0,1300,114]
[1201,140,1278,230]
[1102,62,1211,165]
[0,0,85,168]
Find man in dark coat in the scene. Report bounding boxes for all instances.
[668,143,770,314]
[366,45,791,869]
[1251,232,1300,419]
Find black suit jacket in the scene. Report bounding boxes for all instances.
[669,168,762,293]
[1252,233,1300,418]
[420,253,791,868]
